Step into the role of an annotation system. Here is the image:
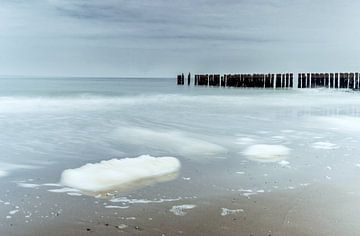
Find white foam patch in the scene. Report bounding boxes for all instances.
[221,208,244,216]
[17,183,40,188]
[116,127,226,157]
[105,205,130,209]
[312,116,360,133]
[48,187,80,193]
[60,155,181,193]
[0,162,38,178]
[278,160,290,167]
[242,144,290,163]
[42,183,62,187]
[235,137,256,145]
[311,142,338,150]
[110,196,181,204]
[67,192,82,196]
[116,224,128,229]
[169,204,196,216]
[9,210,19,215]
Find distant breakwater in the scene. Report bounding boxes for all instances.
[177,72,360,89]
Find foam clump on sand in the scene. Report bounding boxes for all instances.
[221,208,244,216]
[60,155,181,193]
[278,160,290,167]
[169,204,196,216]
[242,144,290,162]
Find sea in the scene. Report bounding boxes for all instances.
[1,77,360,235]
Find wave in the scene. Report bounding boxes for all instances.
[1,91,360,113]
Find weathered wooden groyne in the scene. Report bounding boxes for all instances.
[178,72,360,89]
[298,72,360,89]
[178,73,293,88]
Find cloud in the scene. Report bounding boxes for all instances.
[0,0,360,76]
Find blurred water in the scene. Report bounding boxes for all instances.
[1,77,360,235]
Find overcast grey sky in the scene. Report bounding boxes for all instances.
[1,0,360,77]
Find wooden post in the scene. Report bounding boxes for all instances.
[177,75,183,85]
[236,74,239,87]
[325,73,330,88]
[265,74,271,88]
[350,73,355,89]
[214,74,220,86]
[209,74,213,86]
[272,74,275,89]
[319,73,324,87]
[285,73,289,88]
[339,73,344,88]
[302,73,306,88]
[279,74,282,88]
[262,74,266,88]
[198,75,207,86]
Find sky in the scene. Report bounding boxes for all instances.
[1,0,360,77]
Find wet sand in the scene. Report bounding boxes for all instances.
[2,182,360,236]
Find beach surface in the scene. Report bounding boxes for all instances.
[1,77,360,235]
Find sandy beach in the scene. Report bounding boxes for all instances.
[1,78,360,235]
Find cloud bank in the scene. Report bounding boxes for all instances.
[1,0,360,76]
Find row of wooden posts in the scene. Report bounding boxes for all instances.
[298,72,360,89]
[177,72,360,89]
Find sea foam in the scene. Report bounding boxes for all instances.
[242,144,290,162]
[311,142,338,150]
[312,116,360,133]
[60,155,181,194]
[169,204,196,216]
[116,127,226,157]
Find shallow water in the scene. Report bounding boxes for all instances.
[1,77,360,235]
